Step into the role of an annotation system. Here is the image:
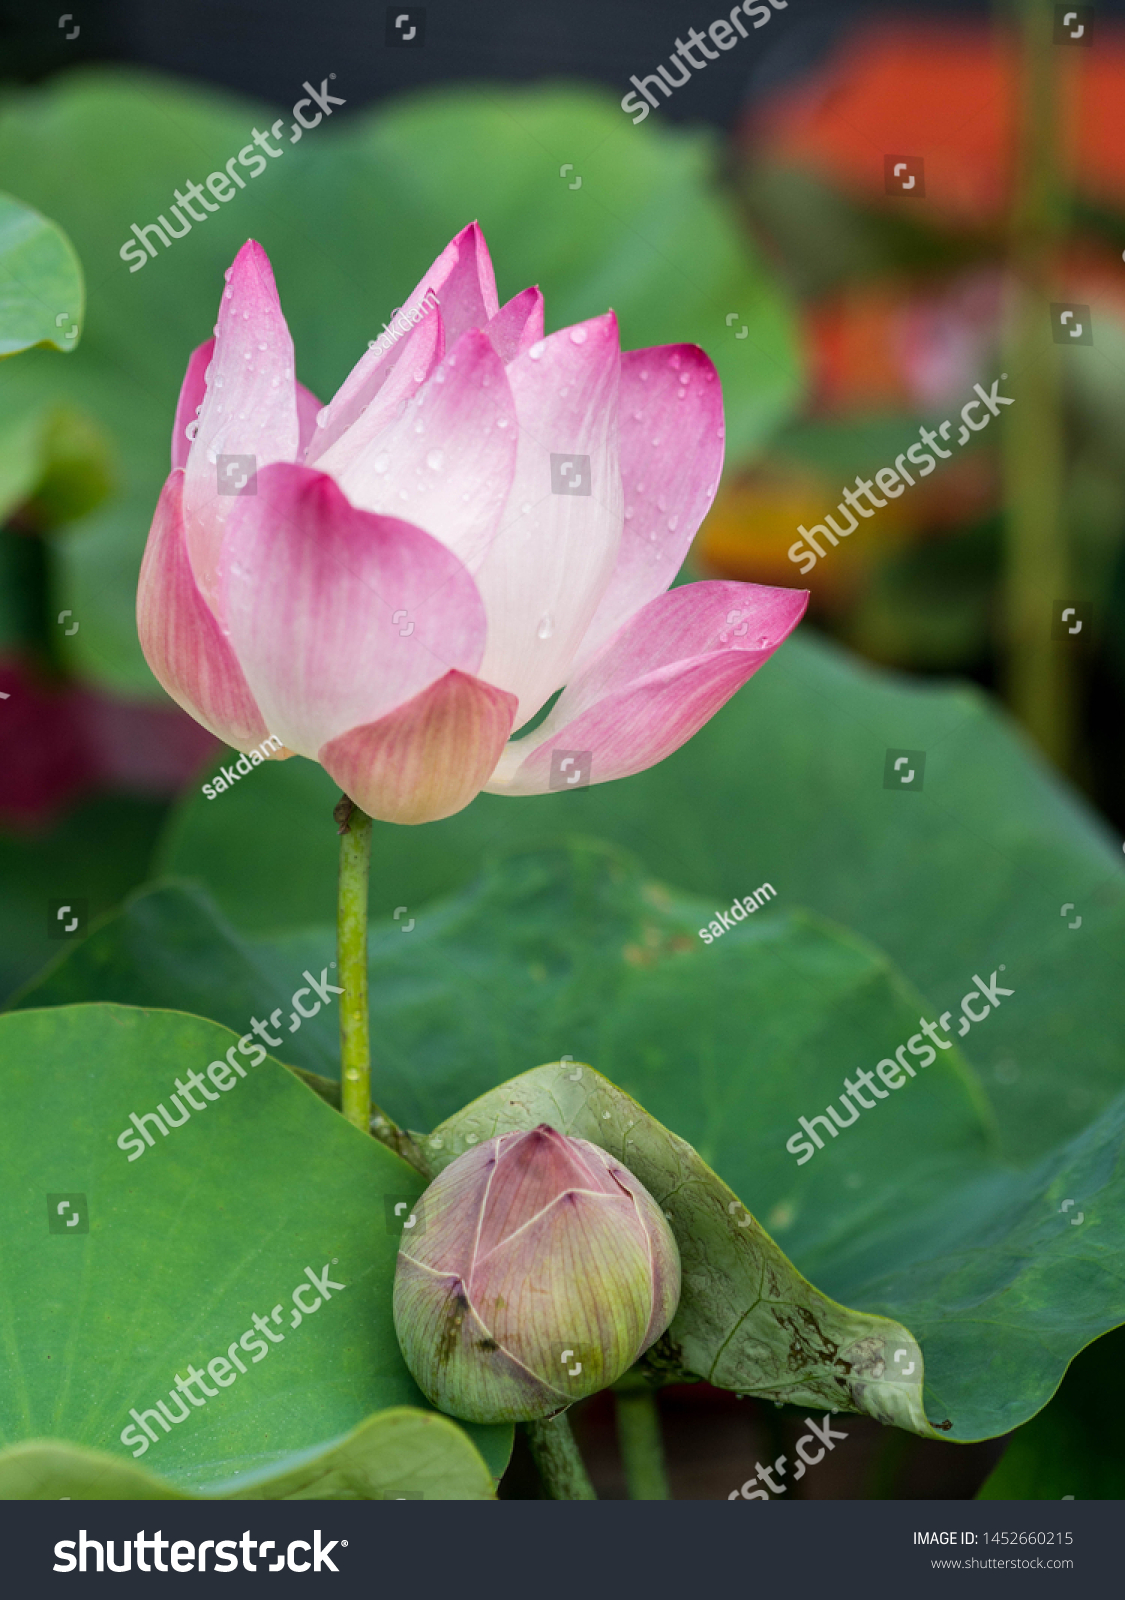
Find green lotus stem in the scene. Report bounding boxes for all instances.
[614,1382,671,1499]
[1001,0,1074,771]
[336,798,372,1132]
[525,1414,597,1500]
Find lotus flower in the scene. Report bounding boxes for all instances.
[137,223,807,822]
[393,1125,680,1423]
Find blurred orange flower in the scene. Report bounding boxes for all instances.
[745,22,1125,228]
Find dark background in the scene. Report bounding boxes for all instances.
[1,0,1078,124]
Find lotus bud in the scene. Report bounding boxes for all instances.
[393,1124,681,1424]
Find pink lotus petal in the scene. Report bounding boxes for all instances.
[485,580,807,794]
[308,309,445,477]
[175,334,321,471]
[319,669,516,824]
[474,313,623,727]
[474,1126,621,1266]
[306,219,495,462]
[436,220,500,343]
[328,328,518,573]
[137,470,273,750]
[183,241,300,609]
[568,345,725,676]
[171,339,213,470]
[485,286,545,364]
[304,303,445,467]
[222,464,489,758]
[295,379,325,458]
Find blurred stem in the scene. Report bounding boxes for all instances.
[525,1414,597,1500]
[1001,0,1074,771]
[865,1426,914,1499]
[336,797,372,1133]
[614,1381,672,1500]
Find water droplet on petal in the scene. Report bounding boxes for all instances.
[537,613,554,640]
[569,326,588,345]
[756,635,770,648]
[624,507,634,520]
[185,420,199,442]
[528,340,546,361]
[520,502,532,514]
[667,516,678,530]
[497,416,510,428]
[242,310,250,319]
[373,452,391,474]
[425,448,445,471]
[223,268,233,282]
[639,370,649,381]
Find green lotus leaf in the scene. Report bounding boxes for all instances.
[420,1061,932,1437]
[158,628,1125,1175]
[0,1408,497,1500]
[0,191,83,358]
[17,844,1124,1442]
[0,1004,510,1496]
